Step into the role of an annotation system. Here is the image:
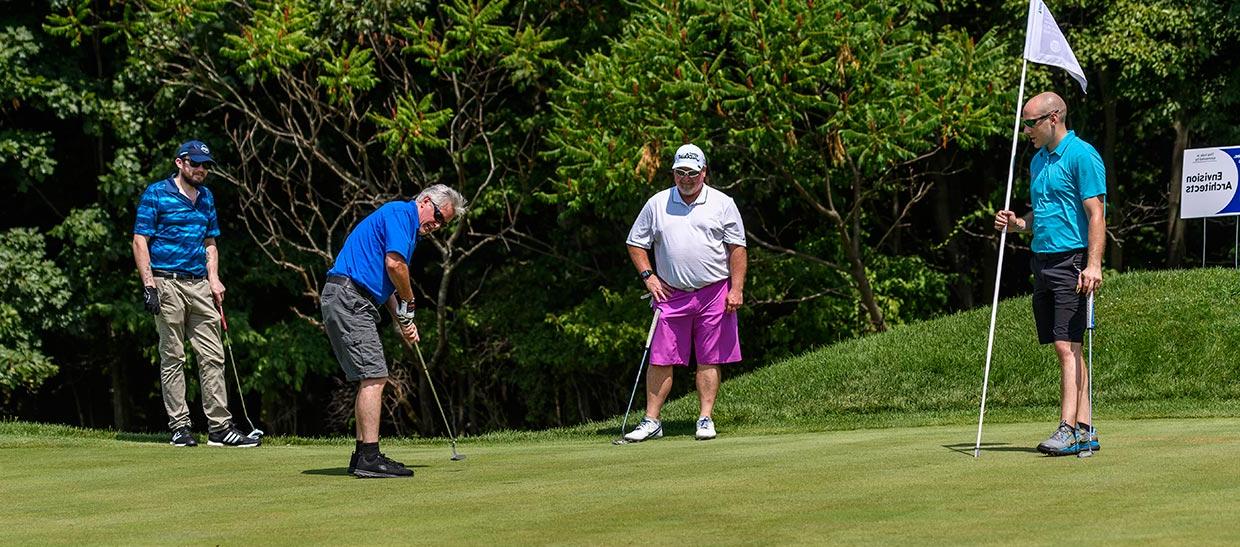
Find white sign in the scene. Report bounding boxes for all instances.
[1181,146,1240,219]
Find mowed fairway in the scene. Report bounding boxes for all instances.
[4,418,1240,544]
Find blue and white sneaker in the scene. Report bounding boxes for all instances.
[1037,421,1080,456]
[623,417,663,442]
[695,416,717,440]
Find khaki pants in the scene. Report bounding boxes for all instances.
[154,277,231,433]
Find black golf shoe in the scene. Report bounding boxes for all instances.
[207,427,261,448]
[170,427,198,447]
[353,452,414,478]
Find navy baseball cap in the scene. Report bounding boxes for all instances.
[176,140,215,163]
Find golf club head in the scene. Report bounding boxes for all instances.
[612,438,629,445]
[451,453,467,461]
[248,429,265,439]
[1077,450,1093,458]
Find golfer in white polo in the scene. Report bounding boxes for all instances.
[624,143,747,442]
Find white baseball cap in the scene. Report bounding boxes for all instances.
[672,143,706,171]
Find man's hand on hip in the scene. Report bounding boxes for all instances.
[644,275,673,302]
[142,285,161,315]
[1078,265,1102,294]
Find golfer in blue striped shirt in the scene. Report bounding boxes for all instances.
[132,140,258,448]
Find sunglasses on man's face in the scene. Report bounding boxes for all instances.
[430,199,446,226]
[1021,109,1058,128]
[182,158,211,169]
[673,168,701,178]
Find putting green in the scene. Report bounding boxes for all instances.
[3,418,1239,544]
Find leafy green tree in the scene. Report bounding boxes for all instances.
[549,0,1010,332]
[0,229,71,401]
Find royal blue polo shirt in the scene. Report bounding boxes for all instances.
[327,201,419,305]
[1029,130,1107,254]
[133,176,220,277]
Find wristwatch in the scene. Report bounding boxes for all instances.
[639,269,654,280]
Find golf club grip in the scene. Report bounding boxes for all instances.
[217,305,229,332]
[1087,292,1095,329]
[644,308,661,349]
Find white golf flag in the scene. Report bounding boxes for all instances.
[1024,0,1087,93]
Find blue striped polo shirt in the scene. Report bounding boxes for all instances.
[1029,130,1107,253]
[133,176,220,277]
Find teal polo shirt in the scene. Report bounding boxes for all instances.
[1029,130,1107,253]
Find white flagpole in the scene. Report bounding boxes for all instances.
[974,58,1029,458]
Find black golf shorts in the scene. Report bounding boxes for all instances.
[1030,249,1087,344]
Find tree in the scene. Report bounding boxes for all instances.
[549,0,1010,332]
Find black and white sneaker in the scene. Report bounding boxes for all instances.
[207,427,261,448]
[170,427,198,447]
[353,452,414,478]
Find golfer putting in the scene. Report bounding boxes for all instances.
[320,184,466,478]
[622,143,747,442]
[993,92,1105,457]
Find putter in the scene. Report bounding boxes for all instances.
[218,306,264,440]
[1079,292,1096,459]
[612,307,662,445]
[406,340,466,461]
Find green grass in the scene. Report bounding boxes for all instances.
[3,419,1240,544]
[4,268,1240,543]
[648,268,1240,433]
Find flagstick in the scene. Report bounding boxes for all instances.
[974,58,1029,458]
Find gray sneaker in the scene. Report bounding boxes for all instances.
[1037,421,1080,456]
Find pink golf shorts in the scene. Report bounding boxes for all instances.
[650,279,741,366]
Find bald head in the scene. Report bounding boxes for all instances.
[1025,92,1067,119]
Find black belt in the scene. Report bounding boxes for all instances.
[326,275,376,303]
[1033,248,1086,262]
[153,270,204,280]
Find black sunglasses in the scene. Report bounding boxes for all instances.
[430,199,446,225]
[181,157,212,169]
[1021,109,1058,128]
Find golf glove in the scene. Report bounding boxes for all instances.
[142,286,161,315]
[395,299,416,327]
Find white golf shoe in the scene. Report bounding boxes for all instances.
[623,417,663,442]
[695,416,717,440]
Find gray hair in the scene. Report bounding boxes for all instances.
[416,184,468,217]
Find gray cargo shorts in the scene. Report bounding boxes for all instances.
[321,278,388,381]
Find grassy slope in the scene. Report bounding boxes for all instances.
[647,268,1240,434]
[3,419,1240,544]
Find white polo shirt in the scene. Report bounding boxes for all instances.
[626,185,746,290]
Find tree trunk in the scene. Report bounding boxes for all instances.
[109,360,130,431]
[1100,66,1123,270]
[845,176,886,332]
[932,169,973,310]
[1167,117,1190,267]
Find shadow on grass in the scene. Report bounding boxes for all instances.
[302,463,432,476]
[942,442,1040,456]
[115,432,170,444]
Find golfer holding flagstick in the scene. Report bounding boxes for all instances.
[623,143,747,442]
[994,92,1105,456]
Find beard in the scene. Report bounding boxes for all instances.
[181,168,207,187]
